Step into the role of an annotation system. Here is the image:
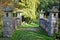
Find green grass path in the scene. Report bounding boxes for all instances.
[10,29,55,40]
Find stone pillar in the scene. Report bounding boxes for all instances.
[39,9,45,27]
[56,13,58,22]
[17,10,22,18]
[48,13,55,36]
[55,12,58,33]
[17,9,22,25]
[48,6,59,36]
[3,6,14,37]
[15,9,22,28]
[48,13,55,22]
[40,9,45,18]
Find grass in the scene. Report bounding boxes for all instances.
[10,30,54,40]
[17,23,39,29]
[0,38,2,40]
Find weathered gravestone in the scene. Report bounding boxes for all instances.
[3,6,14,37]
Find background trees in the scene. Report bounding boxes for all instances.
[39,0,59,10]
[0,0,59,23]
[14,0,40,22]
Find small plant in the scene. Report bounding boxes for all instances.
[54,33,60,39]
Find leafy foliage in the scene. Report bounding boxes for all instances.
[39,0,59,11]
[14,0,40,20]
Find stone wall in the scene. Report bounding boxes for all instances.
[40,6,59,36]
[3,6,22,37]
